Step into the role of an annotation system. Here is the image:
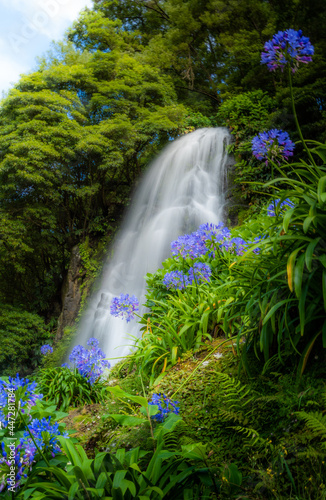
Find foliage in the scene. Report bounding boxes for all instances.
[128,219,269,382]
[11,386,222,500]
[37,366,107,411]
[216,90,277,204]
[0,305,49,376]
[0,37,185,314]
[39,326,76,371]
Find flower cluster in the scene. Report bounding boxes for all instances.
[188,262,212,284]
[261,29,314,73]
[267,198,294,217]
[110,293,139,322]
[0,416,67,492]
[68,338,110,385]
[0,375,43,427]
[163,263,212,290]
[148,393,180,423]
[222,237,248,256]
[40,344,53,356]
[163,270,190,290]
[252,129,295,164]
[171,222,231,259]
[21,416,68,457]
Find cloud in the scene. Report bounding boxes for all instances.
[0,53,29,98]
[0,0,93,94]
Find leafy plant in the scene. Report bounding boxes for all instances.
[0,304,50,376]
[14,405,221,500]
[37,366,107,411]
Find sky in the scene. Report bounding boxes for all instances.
[0,0,93,97]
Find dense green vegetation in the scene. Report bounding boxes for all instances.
[1,0,326,498]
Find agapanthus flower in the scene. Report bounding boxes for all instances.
[40,344,53,355]
[21,416,68,457]
[267,198,294,217]
[148,393,180,423]
[222,237,248,256]
[171,223,231,259]
[188,262,212,284]
[163,270,190,290]
[261,29,314,73]
[110,293,139,322]
[252,129,295,163]
[0,375,42,428]
[68,341,110,385]
[87,337,99,348]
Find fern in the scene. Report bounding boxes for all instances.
[229,425,263,448]
[296,411,326,449]
[296,446,325,460]
[214,371,255,413]
[218,409,248,425]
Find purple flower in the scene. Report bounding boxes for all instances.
[110,293,139,322]
[40,344,53,355]
[0,415,66,492]
[252,129,295,163]
[148,393,180,422]
[163,270,190,290]
[267,198,294,217]
[0,375,43,428]
[171,223,231,259]
[222,237,248,256]
[261,29,314,73]
[87,337,99,348]
[188,262,212,284]
[68,341,110,385]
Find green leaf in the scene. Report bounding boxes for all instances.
[110,414,146,426]
[317,176,326,205]
[68,482,79,500]
[305,237,320,271]
[262,299,294,325]
[303,216,316,233]
[107,386,148,407]
[294,253,305,299]
[287,247,304,292]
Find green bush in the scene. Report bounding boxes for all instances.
[0,304,49,376]
[37,366,108,411]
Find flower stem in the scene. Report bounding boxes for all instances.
[288,67,317,168]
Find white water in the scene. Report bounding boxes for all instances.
[75,127,231,364]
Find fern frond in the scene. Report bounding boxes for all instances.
[296,446,326,460]
[296,411,326,440]
[229,425,263,448]
[214,371,255,411]
[218,409,246,425]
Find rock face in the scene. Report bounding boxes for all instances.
[56,245,83,341]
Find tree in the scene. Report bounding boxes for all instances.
[0,40,185,312]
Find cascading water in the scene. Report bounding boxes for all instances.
[75,127,231,365]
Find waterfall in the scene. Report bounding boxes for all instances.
[75,127,231,365]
